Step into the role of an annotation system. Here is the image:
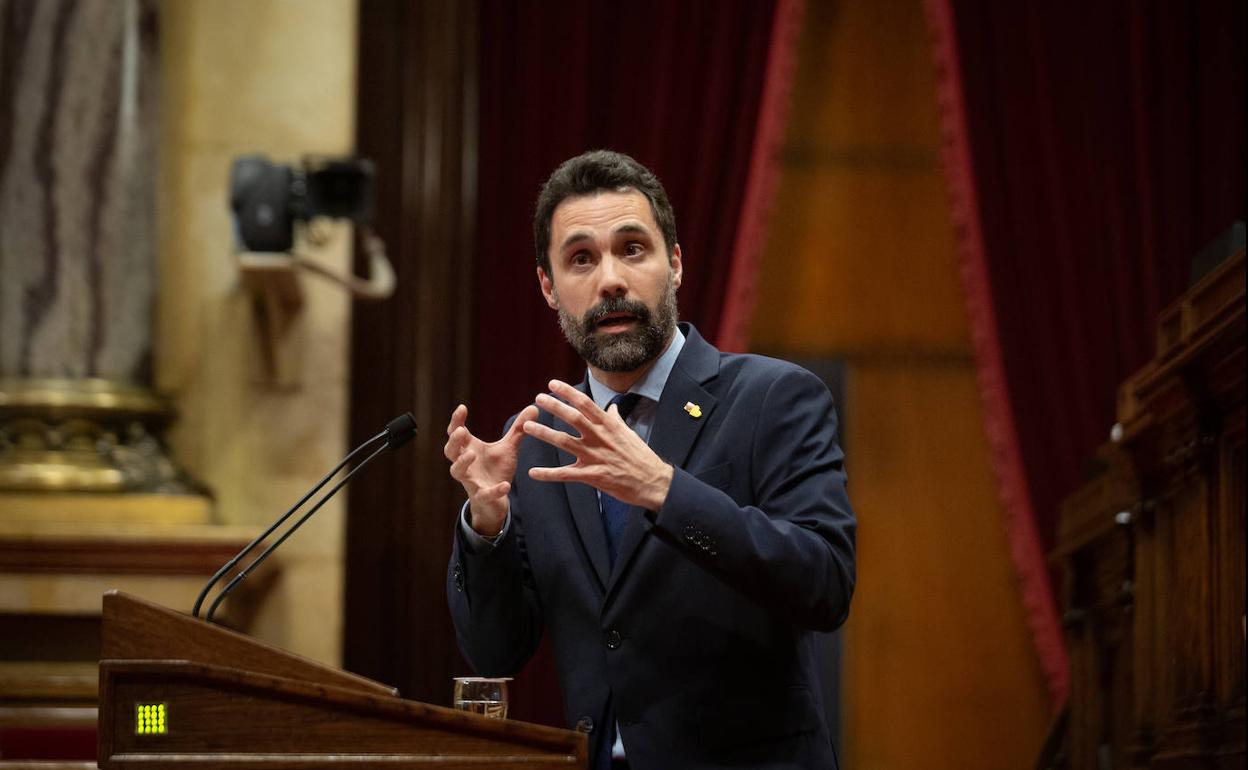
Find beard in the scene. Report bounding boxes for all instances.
[556,274,679,372]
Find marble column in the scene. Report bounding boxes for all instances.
[0,0,188,493]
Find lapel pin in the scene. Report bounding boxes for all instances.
[683,401,703,419]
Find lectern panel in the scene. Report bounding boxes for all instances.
[99,662,583,769]
[97,592,587,770]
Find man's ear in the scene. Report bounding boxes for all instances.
[538,266,558,309]
[670,244,683,290]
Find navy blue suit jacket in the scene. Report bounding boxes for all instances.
[448,324,856,768]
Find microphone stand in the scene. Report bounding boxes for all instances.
[192,412,416,622]
[205,441,388,622]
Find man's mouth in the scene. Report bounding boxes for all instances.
[595,312,639,332]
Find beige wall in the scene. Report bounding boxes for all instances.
[157,0,358,666]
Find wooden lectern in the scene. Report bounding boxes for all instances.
[97,591,586,769]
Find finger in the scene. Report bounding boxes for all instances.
[523,420,580,453]
[547,380,603,422]
[534,393,589,432]
[504,405,540,441]
[447,404,468,437]
[471,481,511,512]
[449,449,477,485]
[444,425,472,461]
[479,480,511,500]
[528,464,586,484]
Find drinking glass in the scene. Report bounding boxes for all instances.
[452,676,510,719]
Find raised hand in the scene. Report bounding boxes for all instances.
[445,403,538,537]
[523,380,673,511]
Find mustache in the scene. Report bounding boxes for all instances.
[582,296,652,328]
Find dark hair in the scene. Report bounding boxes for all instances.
[533,150,679,276]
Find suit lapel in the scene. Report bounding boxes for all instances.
[554,382,612,590]
[606,328,719,597]
[642,364,717,471]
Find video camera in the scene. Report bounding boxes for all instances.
[229,155,376,253]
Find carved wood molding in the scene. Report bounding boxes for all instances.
[0,537,249,576]
[1118,247,1245,432]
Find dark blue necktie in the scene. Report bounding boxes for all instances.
[597,393,641,770]
[600,392,642,568]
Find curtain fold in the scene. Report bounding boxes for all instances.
[717,0,803,353]
[925,0,1245,708]
[473,0,800,725]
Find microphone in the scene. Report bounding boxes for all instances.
[385,411,418,449]
[192,411,418,622]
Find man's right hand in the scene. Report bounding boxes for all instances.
[444,403,538,537]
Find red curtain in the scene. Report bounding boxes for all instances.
[927,0,1246,706]
[471,0,800,724]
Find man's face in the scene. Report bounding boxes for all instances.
[538,190,682,373]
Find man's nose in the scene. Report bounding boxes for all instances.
[597,254,627,297]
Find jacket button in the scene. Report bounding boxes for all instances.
[575,716,594,733]
[605,629,622,649]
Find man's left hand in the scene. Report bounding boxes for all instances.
[524,379,674,511]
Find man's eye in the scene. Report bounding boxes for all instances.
[624,242,645,256]
[570,252,592,266]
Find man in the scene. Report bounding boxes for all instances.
[445,150,855,769]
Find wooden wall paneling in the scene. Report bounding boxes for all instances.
[782,0,941,150]
[1141,441,1211,764]
[840,365,1049,769]
[755,169,968,354]
[1216,412,1245,763]
[1129,343,1232,765]
[1171,474,1215,743]
[1052,448,1133,770]
[1130,491,1157,768]
[345,0,478,707]
[1067,533,1136,770]
[1059,529,1137,770]
[752,0,968,358]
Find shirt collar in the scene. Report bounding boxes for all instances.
[586,326,686,409]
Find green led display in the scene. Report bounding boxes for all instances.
[135,703,167,735]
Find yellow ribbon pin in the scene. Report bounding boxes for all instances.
[683,401,703,419]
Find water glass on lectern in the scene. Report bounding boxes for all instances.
[452,676,510,719]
